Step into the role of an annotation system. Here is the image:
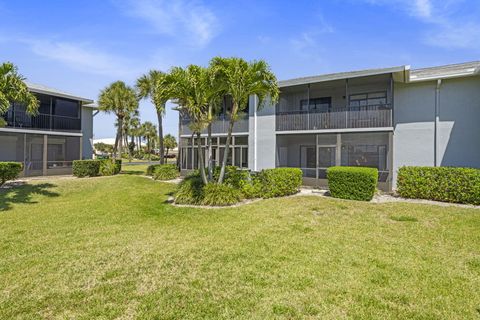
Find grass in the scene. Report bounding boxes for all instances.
[0,168,479,319]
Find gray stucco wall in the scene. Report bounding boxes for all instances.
[393,76,480,188]
[81,106,94,159]
[248,95,276,171]
[436,77,480,167]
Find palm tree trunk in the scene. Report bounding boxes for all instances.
[218,106,237,184]
[207,122,213,181]
[116,118,123,159]
[157,111,165,165]
[197,132,208,185]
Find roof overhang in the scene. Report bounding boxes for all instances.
[26,82,94,104]
[278,65,410,88]
[408,61,480,82]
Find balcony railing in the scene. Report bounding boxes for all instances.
[2,110,81,132]
[276,105,392,131]
[180,115,249,136]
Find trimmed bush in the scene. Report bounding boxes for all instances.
[201,183,242,206]
[397,166,480,205]
[99,159,116,176]
[0,162,23,186]
[174,174,205,205]
[257,168,303,198]
[327,166,378,201]
[73,160,101,177]
[114,159,122,174]
[152,164,179,180]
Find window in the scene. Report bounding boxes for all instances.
[341,144,387,170]
[53,98,79,118]
[300,97,332,112]
[349,92,387,110]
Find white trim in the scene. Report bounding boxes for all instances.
[276,127,394,135]
[409,70,479,82]
[254,95,257,172]
[180,132,248,138]
[0,127,83,137]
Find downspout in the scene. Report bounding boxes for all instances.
[434,79,442,167]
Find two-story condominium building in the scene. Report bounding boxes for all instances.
[178,61,480,191]
[0,83,95,176]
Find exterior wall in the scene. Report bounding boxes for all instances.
[248,95,276,171]
[81,106,93,159]
[393,81,436,187]
[392,76,480,188]
[437,77,480,167]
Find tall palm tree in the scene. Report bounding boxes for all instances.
[210,57,279,184]
[136,70,171,164]
[0,62,39,124]
[169,65,213,184]
[98,81,138,159]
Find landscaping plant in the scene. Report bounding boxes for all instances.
[0,162,23,186]
[397,166,480,205]
[327,166,378,201]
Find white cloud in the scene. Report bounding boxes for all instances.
[115,0,219,47]
[24,39,141,77]
[361,0,480,49]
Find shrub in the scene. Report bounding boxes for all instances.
[152,164,179,181]
[213,166,250,189]
[241,173,263,199]
[73,160,101,177]
[146,164,161,176]
[114,159,122,174]
[201,183,242,206]
[327,166,378,201]
[174,173,205,205]
[397,166,480,205]
[257,168,303,198]
[0,162,23,186]
[99,159,116,176]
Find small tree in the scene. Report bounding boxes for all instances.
[210,57,279,184]
[98,81,138,159]
[0,62,39,121]
[136,70,171,164]
[141,121,157,161]
[164,134,177,157]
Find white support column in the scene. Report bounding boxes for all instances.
[315,134,319,186]
[335,134,342,166]
[79,136,83,160]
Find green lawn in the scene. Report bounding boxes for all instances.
[0,169,479,319]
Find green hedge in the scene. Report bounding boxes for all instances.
[152,164,179,180]
[146,164,161,176]
[73,159,122,178]
[257,168,303,198]
[73,160,101,177]
[0,162,23,186]
[327,166,378,201]
[397,166,480,205]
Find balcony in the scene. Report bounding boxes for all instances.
[2,110,81,132]
[276,105,392,131]
[180,115,249,136]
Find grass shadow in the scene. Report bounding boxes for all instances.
[0,182,59,211]
[120,170,146,176]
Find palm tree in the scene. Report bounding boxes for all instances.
[136,70,171,164]
[163,134,177,158]
[169,65,212,184]
[98,81,138,159]
[210,57,279,184]
[0,62,39,124]
[141,121,157,161]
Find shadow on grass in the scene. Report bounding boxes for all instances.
[0,182,59,211]
[120,170,146,176]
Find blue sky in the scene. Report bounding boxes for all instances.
[1,0,479,139]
